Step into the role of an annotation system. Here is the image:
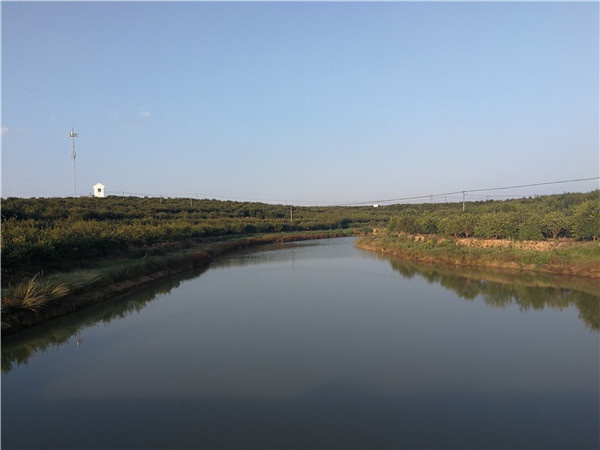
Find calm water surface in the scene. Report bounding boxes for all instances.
[2,237,598,449]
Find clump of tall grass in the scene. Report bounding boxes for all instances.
[1,274,69,312]
[45,270,106,293]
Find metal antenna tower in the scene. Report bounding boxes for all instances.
[69,128,79,196]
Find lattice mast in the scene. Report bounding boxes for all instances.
[69,128,79,196]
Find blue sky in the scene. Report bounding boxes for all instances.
[2,1,598,204]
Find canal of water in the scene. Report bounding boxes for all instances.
[2,237,598,449]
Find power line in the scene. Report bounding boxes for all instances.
[342,177,599,206]
[465,177,599,194]
[104,176,598,206]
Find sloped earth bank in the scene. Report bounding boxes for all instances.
[1,232,349,336]
[356,235,600,279]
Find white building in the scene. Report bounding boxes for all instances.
[93,183,105,198]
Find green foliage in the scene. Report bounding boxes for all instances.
[385,190,599,241]
[542,211,569,239]
[1,196,391,276]
[570,199,599,241]
[2,191,598,279]
[358,235,600,279]
[474,212,519,239]
[417,214,439,234]
[389,210,419,234]
[518,215,544,241]
[439,213,476,237]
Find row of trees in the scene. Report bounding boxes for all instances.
[1,197,385,272]
[388,191,598,240]
[2,191,598,277]
[1,215,359,271]
[1,196,384,224]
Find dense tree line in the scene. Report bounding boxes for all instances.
[0,197,385,272]
[387,191,599,241]
[2,191,597,276]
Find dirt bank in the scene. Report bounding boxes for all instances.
[356,235,600,279]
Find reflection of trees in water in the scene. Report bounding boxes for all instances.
[3,247,597,374]
[213,241,323,269]
[2,241,328,374]
[386,257,599,331]
[1,268,207,374]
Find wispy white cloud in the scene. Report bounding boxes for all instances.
[141,111,151,118]
[2,127,28,135]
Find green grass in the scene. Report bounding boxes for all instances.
[357,234,600,277]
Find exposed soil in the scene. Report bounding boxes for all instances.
[356,235,600,279]
[454,237,571,251]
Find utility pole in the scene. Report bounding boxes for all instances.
[290,204,293,223]
[69,128,79,196]
[462,191,466,212]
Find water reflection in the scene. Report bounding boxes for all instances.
[371,252,599,331]
[1,267,208,374]
[213,239,327,269]
[2,240,598,377]
[2,238,598,449]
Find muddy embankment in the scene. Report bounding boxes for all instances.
[356,235,600,279]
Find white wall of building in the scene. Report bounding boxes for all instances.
[93,183,105,198]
